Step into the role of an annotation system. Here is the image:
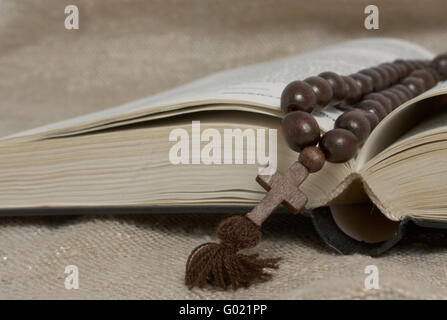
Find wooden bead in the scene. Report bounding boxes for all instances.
[423,60,431,67]
[280,81,317,114]
[407,60,420,72]
[393,60,410,78]
[359,68,383,91]
[427,67,440,83]
[281,111,321,152]
[364,93,393,113]
[412,60,427,69]
[320,128,358,163]
[381,90,401,110]
[335,110,371,144]
[358,99,387,120]
[393,84,414,100]
[373,66,390,88]
[380,63,399,84]
[319,72,347,100]
[361,110,379,130]
[299,146,326,173]
[387,63,405,80]
[304,76,334,106]
[431,53,447,80]
[343,76,362,103]
[411,69,437,88]
[395,59,416,74]
[418,60,431,67]
[350,73,373,95]
[388,88,408,104]
[391,62,408,79]
[402,77,426,96]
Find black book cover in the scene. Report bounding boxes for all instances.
[308,206,447,255]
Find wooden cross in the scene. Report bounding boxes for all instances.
[246,161,308,226]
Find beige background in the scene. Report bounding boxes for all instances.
[1,0,447,299]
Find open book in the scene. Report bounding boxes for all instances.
[2,38,447,250]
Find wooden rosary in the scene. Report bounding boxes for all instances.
[185,53,447,290]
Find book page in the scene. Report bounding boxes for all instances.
[395,100,447,143]
[357,82,447,169]
[393,81,447,142]
[6,38,433,140]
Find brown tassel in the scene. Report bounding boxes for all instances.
[185,215,280,290]
[185,162,309,290]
